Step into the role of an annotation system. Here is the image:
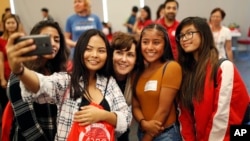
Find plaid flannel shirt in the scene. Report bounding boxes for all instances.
[8,74,57,141]
[20,72,131,141]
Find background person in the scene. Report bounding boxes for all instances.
[156,4,165,21]
[65,0,102,60]
[156,0,179,60]
[1,8,11,24]
[0,14,20,118]
[110,32,139,141]
[41,7,54,21]
[209,7,233,61]
[2,20,69,141]
[124,6,138,34]
[0,8,11,36]
[132,5,153,36]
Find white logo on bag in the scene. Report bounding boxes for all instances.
[78,123,111,141]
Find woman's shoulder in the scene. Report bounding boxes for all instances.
[67,14,79,21]
[161,61,182,76]
[221,26,231,33]
[46,71,70,79]
[90,13,100,19]
[166,60,181,69]
[219,59,233,69]
[97,74,116,85]
[52,71,69,75]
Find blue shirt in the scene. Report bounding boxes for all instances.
[65,14,103,41]
[126,15,136,33]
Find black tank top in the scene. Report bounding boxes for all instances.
[79,96,110,111]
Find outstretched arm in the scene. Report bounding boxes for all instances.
[6,32,39,92]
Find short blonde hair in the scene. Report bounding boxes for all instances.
[81,0,91,15]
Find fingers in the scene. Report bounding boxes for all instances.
[73,111,84,122]
[74,106,101,126]
[145,120,164,136]
[74,112,93,126]
[154,120,162,126]
[7,32,35,55]
[6,32,25,47]
[7,33,37,67]
[15,44,36,57]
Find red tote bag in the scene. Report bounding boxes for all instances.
[67,102,115,141]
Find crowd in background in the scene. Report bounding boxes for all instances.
[0,0,249,141]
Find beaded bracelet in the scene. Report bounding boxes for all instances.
[13,65,25,76]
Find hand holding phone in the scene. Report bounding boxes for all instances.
[14,34,52,56]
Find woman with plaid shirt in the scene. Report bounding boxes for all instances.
[2,20,69,141]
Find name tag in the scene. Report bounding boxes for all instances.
[144,80,158,91]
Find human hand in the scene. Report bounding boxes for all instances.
[141,120,164,137]
[6,33,37,73]
[0,78,7,88]
[73,105,104,126]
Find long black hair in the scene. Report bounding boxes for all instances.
[71,29,112,100]
[175,17,219,110]
[26,20,69,73]
[133,23,174,97]
[142,5,152,21]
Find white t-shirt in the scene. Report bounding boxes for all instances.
[212,26,232,58]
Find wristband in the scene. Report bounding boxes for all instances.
[13,65,25,76]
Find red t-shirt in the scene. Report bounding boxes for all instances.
[137,19,153,31]
[156,18,179,60]
[0,38,11,79]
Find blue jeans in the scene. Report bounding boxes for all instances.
[137,123,182,141]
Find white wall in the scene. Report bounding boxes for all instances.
[14,0,250,37]
[107,0,141,32]
[13,0,103,34]
[145,0,250,38]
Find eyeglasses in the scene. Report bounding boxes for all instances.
[176,31,199,41]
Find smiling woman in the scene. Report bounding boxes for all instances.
[2,20,69,141]
[5,28,131,140]
[176,31,199,42]
[132,23,182,141]
[110,31,139,141]
[209,7,234,61]
[84,36,107,71]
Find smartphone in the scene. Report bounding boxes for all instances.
[14,34,53,56]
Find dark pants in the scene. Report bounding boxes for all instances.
[0,87,8,111]
[0,87,8,141]
[117,128,130,141]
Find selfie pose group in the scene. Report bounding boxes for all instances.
[1,0,250,141]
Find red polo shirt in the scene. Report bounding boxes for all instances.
[156,18,179,60]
